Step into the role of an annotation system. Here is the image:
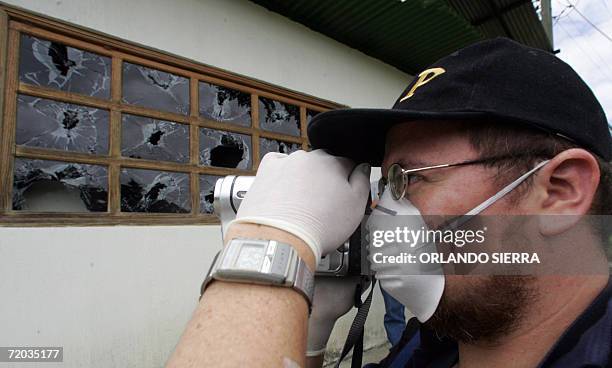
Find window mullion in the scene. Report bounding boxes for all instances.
[190,76,200,216]
[109,57,122,214]
[251,94,261,170]
[0,28,20,213]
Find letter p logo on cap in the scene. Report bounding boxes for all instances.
[399,67,446,102]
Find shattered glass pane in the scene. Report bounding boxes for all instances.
[12,158,108,212]
[19,34,110,99]
[122,62,189,115]
[199,82,251,126]
[121,114,189,163]
[16,94,109,155]
[120,168,191,213]
[259,138,301,159]
[199,174,222,214]
[306,109,320,124]
[199,128,252,170]
[259,97,300,136]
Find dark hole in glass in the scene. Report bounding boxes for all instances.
[210,134,245,168]
[48,42,76,76]
[12,158,108,212]
[120,168,190,213]
[147,130,164,145]
[62,110,79,131]
[199,128,251,169]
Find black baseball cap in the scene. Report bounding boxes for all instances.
[307,37,611,165]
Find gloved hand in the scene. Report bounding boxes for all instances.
[306,276,360,357]
[229,149,371,264]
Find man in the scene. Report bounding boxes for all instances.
[167,38,611,367]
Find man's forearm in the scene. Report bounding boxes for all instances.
[167,223,316,368]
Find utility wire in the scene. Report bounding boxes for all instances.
[553,0,580,25]
[554,0,612,79]
[556,20,612,81]
[566,1,612,42]
[553,3,573,25]
[564,11,612,80]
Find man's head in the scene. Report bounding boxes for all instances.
[381,118,610,342]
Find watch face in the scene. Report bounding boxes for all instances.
[235,243,265,271]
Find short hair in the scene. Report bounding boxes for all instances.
[464,121,611,215]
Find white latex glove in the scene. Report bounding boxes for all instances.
[306,276,360,357]
[229,149,371,264]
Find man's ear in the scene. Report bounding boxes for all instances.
[533,149,600,235]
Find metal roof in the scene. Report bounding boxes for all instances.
[249,0,553,75]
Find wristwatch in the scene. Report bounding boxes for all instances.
[200,238,315,312]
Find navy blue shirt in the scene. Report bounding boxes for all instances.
[377,279,612,368]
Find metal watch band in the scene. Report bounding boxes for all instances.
[290,255,315,308]
[199,238,314,311]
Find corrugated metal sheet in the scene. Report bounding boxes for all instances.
[249,0,552,74]
[447,0,551,50]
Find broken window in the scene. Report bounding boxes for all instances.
[3,19,340,224]
[199,82,251,127]
[199,174,222,214]
[122,61,189,115]
[16,94,109,155]
[199,128,252,170]
[19,34,111,99]
[259,138,301,159]
[121,114,189,163]
[12,158,108,212]
[120,168,190,213]
[259,96,300,136]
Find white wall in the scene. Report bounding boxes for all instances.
[0,1,413,367]
[0,226,223,368]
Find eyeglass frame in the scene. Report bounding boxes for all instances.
[378,154,551,201]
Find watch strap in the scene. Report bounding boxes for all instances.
[200,238,314,311]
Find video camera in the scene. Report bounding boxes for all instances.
[213,175,371,276]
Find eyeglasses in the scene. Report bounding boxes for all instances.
[378,154,545,200]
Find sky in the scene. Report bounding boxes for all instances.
[550,0,612,130]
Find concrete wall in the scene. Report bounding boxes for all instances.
[0,1,412,367]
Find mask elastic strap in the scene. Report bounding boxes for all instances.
[447,160,550,229]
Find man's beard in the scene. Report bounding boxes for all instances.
[424,275,536,344]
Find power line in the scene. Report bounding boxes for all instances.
[564,11,612,80]
[566,1,612,43]
[553,0,577,25]
[556,20,612,81]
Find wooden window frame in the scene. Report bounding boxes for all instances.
[0,5,343,227]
